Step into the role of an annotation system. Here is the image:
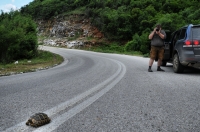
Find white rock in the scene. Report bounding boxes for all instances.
[14,61,18,64]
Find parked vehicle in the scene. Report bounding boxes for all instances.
[162,24,200,73]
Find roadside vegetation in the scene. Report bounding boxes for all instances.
[0,11,63,76]
[20,0,200,55]
[0,50,63,76]
[82,42,146,57]
[0,11,38,63]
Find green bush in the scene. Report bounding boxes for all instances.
[124,34,140,52]
[0,11,38,63]
[124,32,149,54]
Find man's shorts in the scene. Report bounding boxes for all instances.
[150,46,164,60]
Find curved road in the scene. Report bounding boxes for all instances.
[1,46,200,132]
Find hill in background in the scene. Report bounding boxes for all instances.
[19,0,200,53]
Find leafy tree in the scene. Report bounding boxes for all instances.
[0,11,38,63]
[124,33,140,52]
[156,13,185,32]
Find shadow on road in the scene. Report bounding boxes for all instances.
[164,63,200,75]
[183,67,200,74]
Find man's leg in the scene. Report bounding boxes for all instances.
[148,58,154,72]
[157,59,162,66]
[148,46,156,72]
[157,47,165,71]
[149,58,154,66]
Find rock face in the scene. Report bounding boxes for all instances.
[37,14,104,48]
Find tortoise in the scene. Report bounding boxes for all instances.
[26,113,51,127]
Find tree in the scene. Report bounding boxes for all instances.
[0,11,38,63]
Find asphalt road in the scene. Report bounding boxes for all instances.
[1,46,200,132]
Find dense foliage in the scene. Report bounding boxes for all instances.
[0,11,38,63]
[20,0,200,54]
[1,0,200,62]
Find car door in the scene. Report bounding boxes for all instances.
[173,30,182,51]
[163,31,172,61]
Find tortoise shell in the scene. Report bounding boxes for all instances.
[26,113,51,127]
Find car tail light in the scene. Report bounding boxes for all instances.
[193,40,199,45]
[185,40,191,45]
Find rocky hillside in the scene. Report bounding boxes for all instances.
[37,14,105,48]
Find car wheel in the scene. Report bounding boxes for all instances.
[173,53,184,73]
[161,61,167,66]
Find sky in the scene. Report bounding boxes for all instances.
[0,0,33,13]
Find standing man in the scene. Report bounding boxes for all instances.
[148,24,166,72]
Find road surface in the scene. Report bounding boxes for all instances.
[1,46,200,132]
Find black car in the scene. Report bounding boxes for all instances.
[162,24,200,73]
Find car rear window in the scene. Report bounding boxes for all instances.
[192,27,200,39]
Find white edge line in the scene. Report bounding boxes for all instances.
[3,59,123,132]
[33,61,126,132]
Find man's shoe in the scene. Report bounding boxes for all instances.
[148,69,153,72]
[157,68,165,72]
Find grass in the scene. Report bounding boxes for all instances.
[62,6,86,15]
[82,43,145,57]
[0,50,64,77]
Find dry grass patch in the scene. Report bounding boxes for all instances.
[0,50,64,76]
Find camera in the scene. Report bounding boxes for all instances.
[156,28,159,31]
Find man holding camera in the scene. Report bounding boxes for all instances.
[148,24,166,72]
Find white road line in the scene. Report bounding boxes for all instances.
[44,59,122,117]
[3,59,125,132]
[33,61,126,132]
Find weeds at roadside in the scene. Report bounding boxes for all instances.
[0,50,64,76]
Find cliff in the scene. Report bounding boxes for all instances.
[37,14,105,48]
